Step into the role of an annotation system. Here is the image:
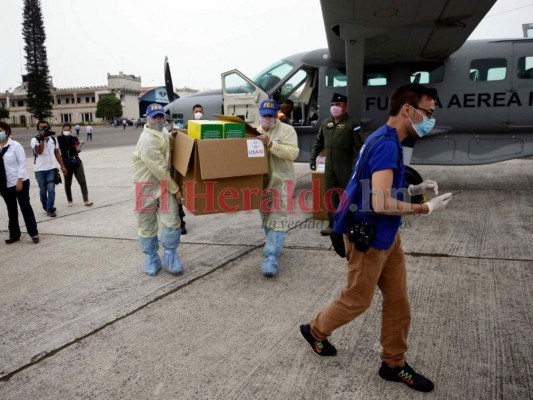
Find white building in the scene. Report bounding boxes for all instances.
[0,72,142,127]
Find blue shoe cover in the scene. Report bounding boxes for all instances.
[144,253,162,276]
[162,250,183,275]
[261,255,278,277]
[139,236,161,276]
[161,227,183,275]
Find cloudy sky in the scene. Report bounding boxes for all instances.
[1,0,532,93]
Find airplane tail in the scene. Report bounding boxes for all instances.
[164,56,179,104]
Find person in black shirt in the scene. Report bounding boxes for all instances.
[58,123,93,207]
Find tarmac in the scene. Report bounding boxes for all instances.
[0,128,532,399]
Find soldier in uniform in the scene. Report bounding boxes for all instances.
[310,93,365,235]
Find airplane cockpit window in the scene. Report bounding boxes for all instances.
[224,72,256,94]
[276,68,318,126]
[470,58,507,82]
[253,60,294,92]
[517,56,533,79]
[409,63,444,84]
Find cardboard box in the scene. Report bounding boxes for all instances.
[173,131,268,215]
[220,121,246,139]
[187,120,223,140]
[312,171,328,220]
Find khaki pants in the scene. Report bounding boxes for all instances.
[311,232,410,368]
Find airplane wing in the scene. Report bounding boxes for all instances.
[321,0,497,64]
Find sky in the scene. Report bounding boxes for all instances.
[1,0,532,93]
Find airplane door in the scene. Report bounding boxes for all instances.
[509,43,533,128]
[221,70,269,126]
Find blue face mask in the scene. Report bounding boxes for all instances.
[410,108,436,137]
[0,131,6,141]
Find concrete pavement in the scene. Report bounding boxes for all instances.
[0,135,531,399]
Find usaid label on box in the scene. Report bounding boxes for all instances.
[247,139,265,157]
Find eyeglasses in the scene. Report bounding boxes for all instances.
[410,104,435,119]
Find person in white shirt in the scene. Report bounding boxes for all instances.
[30,120,67,217]
[86,124,93,141]
[0,122,39,244]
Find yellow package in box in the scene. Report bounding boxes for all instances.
[188,120,223,140]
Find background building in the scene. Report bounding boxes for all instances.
[0,72,142,127]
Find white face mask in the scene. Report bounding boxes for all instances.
[330,105,343,118]
[148,116,164,131]
[194,112,203,120]
[62,130,71,136]
[0,131,6,141]
[259,116,276,130]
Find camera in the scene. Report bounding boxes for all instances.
[35,127,55,141]
[348,222,376,252]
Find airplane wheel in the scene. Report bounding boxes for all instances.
[404,166,423,204]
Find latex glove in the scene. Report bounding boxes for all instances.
[310,160,316,171]
[424,192,452,214]
[408,179,438,196]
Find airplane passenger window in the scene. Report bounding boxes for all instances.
[470,58,507,81]
[409,63,444,83]
[363,67,390,86]
[517,56,533,79]
[325,68,347,87]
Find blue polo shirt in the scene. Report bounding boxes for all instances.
[333,124,405,250]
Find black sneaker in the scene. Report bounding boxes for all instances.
[299,324,337,356]
[320,226,333,236]
[378,361,434,392]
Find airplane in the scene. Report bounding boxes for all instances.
[165,0,533,190]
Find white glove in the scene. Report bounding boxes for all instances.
[408,179,438,196]
[424,193,453,214]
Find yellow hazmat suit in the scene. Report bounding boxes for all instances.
[133,122,182,276]
[257,120,299,231]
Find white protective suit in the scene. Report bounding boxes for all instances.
[132,125,181,238]
[257,120,299,231]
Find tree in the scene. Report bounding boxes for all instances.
[22,0,53,120]
[95,96,123,120]
[0,107,9,121]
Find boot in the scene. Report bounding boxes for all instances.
[161,227,183,275]
[261,230,286,277]
[139,236,161,276]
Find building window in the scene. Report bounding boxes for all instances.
[91,96,95,103]
[82,112,93,122]
[1,102,5,108]
[66,98,70,104]
[85,97,90,103]
[470,58,507,81]
[77,97,81,103]
[61,114,72,123]
[11,116,17,124]
[58,99,61,105]
[11,101,15,107]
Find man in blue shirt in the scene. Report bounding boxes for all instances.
[300,84,454,393]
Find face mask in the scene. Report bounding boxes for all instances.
[330,105,343,118]
[0,131,6,141]
[62,130,71,136]
[194,112,203,120]
[409,108,436,137]
[149,119,164,131]
[259,116,276,130]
